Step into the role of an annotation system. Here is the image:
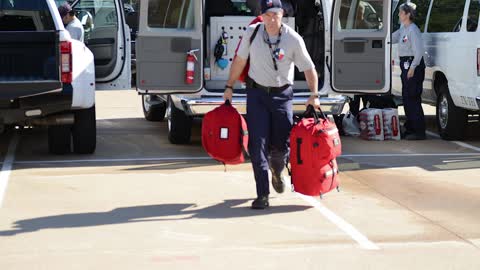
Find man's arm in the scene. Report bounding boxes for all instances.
[304,68,318,94]
[292,36,320,109]
[223,56,248,102]
[304,68,321,109]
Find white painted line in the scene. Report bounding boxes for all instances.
[426,131,441,138]
[449,141,480,153]
[0,134,19,207]
[7,153,479,166]
[14,156,214,165]
[427,131,480,152]
[342,153,480,157]
[297,193,380,250]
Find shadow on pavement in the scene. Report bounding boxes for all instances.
[0,200,311,236]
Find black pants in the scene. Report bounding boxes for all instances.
[400,57,426,135]
[246,87,293,197]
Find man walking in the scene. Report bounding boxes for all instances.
[224,0,320,209]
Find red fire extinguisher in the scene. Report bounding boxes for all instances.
[186,49,199,84]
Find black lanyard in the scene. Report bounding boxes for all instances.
[263,25,283,71]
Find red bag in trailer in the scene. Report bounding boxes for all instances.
[289,106,341,197]
[234,16,263,83]
[202,101,249,165]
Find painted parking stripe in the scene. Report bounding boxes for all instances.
[427,131,480,152]
[297,193,380,250]
[13,156,214,165]
[0,134,19,207]
[342,153,479,157]
[7,152,479,166]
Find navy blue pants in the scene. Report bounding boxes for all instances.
[400,58,426,136]
[246,87,294,197]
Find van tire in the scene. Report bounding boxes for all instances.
[48,125,71,155]
[436,84,467,140]
[167,97,192,144]
[72,106,97,154]
[142,95,166,122]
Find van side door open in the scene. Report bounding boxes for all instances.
[331,0,391,94]
[136,0,203,94]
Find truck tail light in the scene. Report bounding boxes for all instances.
[477,48,480,76]
[60,41,72,83]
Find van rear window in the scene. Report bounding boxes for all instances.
[148,0,195,29]
[0,0,56,31]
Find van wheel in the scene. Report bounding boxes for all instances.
[142,95,167,122]
[436,84,467,140]
[48,125,71,155]
[167,97,192,144]
[72,106,96,154]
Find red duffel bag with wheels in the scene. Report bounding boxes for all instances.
[202,100,249,165]
[289,106,341,197]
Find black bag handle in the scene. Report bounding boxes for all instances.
[225,99,231,106]
[303,105,327,123]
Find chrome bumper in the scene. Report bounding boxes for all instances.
[179,96,347,116]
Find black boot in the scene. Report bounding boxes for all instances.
[251,196,269,210]
[271,169,286,194]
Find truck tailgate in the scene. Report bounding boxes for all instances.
[0,31,61,99]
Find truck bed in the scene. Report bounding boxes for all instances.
[0,31,61,99]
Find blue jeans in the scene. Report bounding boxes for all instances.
[246,87,294,197]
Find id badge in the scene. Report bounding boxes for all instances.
[403,61,410,70]
[220,128,229,139]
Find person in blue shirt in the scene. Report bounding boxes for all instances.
[392,2,426,140]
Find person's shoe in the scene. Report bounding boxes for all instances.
[251,196,269,210]
[405,133,426,140]
[271,170,286,194]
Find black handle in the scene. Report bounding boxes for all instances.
[296,138,303,165]
[225,99,231,106]
[303,105,327,123]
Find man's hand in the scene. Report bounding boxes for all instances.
[306,95,321,109]
[224,87,233,103]
[407,67,415,79]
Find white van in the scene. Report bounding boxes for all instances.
[392,0,480,140]
[136,0,394,144]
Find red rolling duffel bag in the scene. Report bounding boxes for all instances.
[289,106,341,197]
[202,100,249,165]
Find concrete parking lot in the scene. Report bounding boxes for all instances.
[0,90,479,270]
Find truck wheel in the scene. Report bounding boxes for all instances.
[436,84,468,140]
[167,97,192,144]
[72,106,96,154]
[48,125,71,155]
[142,95,167,122]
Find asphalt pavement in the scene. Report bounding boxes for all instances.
[0,90,479,270]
